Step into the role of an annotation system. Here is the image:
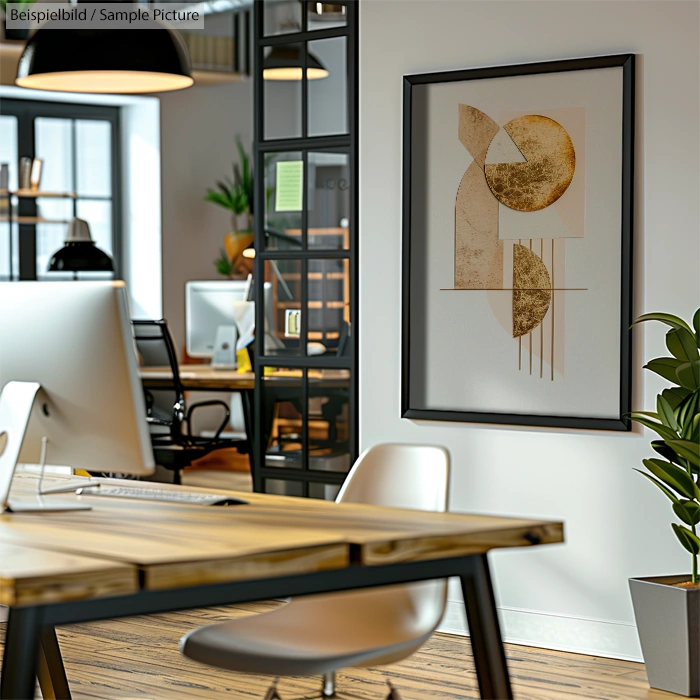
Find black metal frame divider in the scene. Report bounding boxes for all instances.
[0,552,513,700]
[251,1,359,495]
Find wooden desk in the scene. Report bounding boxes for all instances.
[0,471,564,699]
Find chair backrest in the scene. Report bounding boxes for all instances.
[332,444,450,650]
[132,319,185,426]
[336,443,449,512]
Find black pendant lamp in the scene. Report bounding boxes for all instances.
[48,218,114,276]
[263,45,329,81]
[16,15,193,94]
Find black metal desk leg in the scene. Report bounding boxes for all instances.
[460,554,513,699]
[1,606,42,700]
[37,626,71,699]
[241,390,262,492]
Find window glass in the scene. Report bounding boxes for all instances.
[76,120,111,197]
[308,37,347,136]
[35,118,73,193]
[307,151,349,250]
[264,0,302,36]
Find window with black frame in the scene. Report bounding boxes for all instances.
[0,99,120,281]
[252,0,358,498]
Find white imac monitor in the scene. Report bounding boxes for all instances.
[0,281,155,511]
[185,280,250,358]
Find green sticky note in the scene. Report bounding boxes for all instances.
[275,161,303,211]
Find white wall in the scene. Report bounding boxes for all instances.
[159,78,252,352]
[121,99,162,319]
[360,0,699,660]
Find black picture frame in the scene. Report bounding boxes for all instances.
[401,54,635,431]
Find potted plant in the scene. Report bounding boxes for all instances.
[1,0,34,40]
[629,308,700,697]
[205,138,255,279]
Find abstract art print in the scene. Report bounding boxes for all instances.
[401,55,634,430]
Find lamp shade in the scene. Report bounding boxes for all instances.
[48,218,114,273]
[16,26,193,94]
[263,45,328,81]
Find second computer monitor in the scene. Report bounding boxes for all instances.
[185,280,250,358]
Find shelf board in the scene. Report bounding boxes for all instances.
[277,301,346,309]
[0,216,70,224]
[281,272,345,281]
[0,190,77,198]
[286,228,349,236]
[14,189,77,198]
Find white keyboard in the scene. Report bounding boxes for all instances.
[79,485,247,506]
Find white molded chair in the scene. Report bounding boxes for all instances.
[180,443,450,699]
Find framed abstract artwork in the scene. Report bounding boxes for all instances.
[401,54,634,430]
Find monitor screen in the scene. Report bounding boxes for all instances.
[185,281,249,358]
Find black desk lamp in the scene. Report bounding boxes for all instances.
[48,217,114,279]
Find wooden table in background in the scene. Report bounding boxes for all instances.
[0,471,564,700]
[139,366,350,391]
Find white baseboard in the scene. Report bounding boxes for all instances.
[439,600,643,663]
[0,602,641,662]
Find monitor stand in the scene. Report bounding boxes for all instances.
[0,381,92,514]
[210,324,238,370]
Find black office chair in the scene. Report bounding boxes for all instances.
[133,319,245,484]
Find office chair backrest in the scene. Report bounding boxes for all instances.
[336,443,449,512]
[333,444,450,656]
[132,320,185,426]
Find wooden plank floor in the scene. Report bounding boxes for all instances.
[0,602,670,700]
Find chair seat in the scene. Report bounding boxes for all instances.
[180,582,443,677]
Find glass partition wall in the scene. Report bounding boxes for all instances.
[252,0,358,497]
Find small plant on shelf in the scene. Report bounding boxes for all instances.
[630,309,700,584]
[2,0,35,40]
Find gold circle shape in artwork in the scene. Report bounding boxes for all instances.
[485,115,575,212]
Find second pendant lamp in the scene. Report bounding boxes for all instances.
[263,44,328,81]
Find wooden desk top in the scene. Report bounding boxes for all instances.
[0,472,563,606]
[0,541,137,607]
[139,366,351,391]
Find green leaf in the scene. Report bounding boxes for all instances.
[635,469,680,504]
[666,328,700,362]
[676,391,698,427]
[632,312,693,333]
[693,309,700,343]
[631,410,661,420]
[642,458,700,500]
[657,394,678,431]
[662,387,691,411]
[674,500,700,526]
[672,523,700,555]
[676,361,700,391]
[688,414,700,445]
[214,249,233,277]
[629,414,680,442]
[667,439,700,468]
[651,440,685,466]
[644,357,683,384]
